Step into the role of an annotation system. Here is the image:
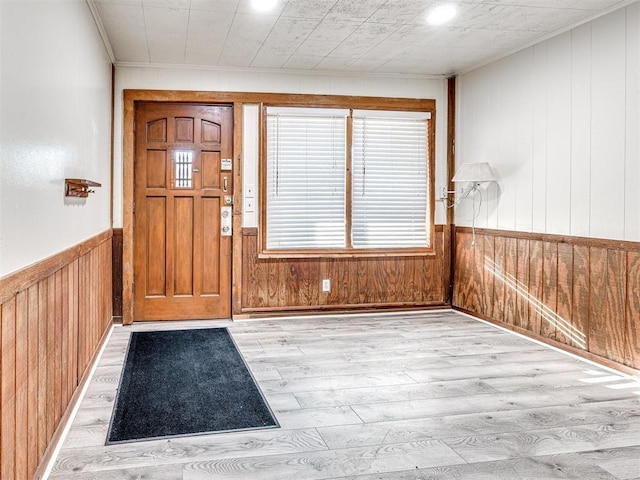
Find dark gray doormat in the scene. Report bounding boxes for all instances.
[106,327,278,444]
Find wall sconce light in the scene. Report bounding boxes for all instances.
[451,162,497,186]
[443,162,497,200]
[445,162,498,245]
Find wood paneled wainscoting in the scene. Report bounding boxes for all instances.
[453,227,640,374]
[112,228,123,319]
[0,230,113,480]
[240,225,450,313]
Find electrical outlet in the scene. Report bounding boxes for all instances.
[439,186,449,200]
[322,279,331,292]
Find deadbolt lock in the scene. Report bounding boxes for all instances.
[221,206,232,236]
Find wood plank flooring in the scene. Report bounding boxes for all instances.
[47,310,640,479]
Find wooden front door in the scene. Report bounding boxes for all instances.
[133,103,233,321]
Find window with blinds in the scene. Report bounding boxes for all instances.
[264,105,432,252]
[266,108,348,249]
[352,110,430,248]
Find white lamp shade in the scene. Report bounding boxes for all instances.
[451,162,497,183]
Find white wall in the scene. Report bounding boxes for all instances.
[113,66,449,227]
[0,0,113,277]
[456,3,640,242]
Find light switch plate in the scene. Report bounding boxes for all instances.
[246,184,255,198]
[245,199,255,213]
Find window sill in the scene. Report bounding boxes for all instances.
[258,247,436,259]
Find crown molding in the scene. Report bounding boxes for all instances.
[113,61,448,81]
[86,0,115,64]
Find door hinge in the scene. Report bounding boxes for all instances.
[133,121,136,132]
[133,201,135,214]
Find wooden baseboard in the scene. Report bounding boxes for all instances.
[453,306,640,379]
[239,304,450,318]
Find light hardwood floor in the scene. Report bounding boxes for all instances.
[48,310,640,479]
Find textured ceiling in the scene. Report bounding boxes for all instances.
[92,0,632,76]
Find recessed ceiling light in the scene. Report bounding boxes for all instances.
[426,5,457,26]
[252,0,277,12]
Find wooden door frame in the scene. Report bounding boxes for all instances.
[123,90,247,325]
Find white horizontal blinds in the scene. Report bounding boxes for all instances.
[266,107,348,249]
[352,110,430,248]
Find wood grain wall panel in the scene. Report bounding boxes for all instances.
[60,268,69,415]
[503,237,518,326]
[454,227,640,374]
[355,259,370,305]
[2,298,17,480]
[45,275,55,442]
[452,235,463,307]
[588,248,608,356]
[527,240,544,335]
[589,248,627,364]
[112,229,123,317]
[303,261,319,307]
[408,258,421,302]
[77,254,88,381]
[514,239,530,330]
[572,245,590,351]
[276,261,289,307]
[37,279,47,460]
[70,259,79,401]
[431,233,446,302]
[241,226,448,312]
[443,226,452,303]
[26,284,39,477]
[0,230,113,480]
[53,270,63,431]
[15,291,28,480]
[455,231,479,313]
[473,236,484,309]
[626,252,640,367]
[540,242,558,341]
[556,242,575,347]
[452,231,471,310]
[480,235,494,319]
[496,237,507,319]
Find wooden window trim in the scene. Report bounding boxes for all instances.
[257,248,438,260]
[345,111,353,250]
[259,95,437,258]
